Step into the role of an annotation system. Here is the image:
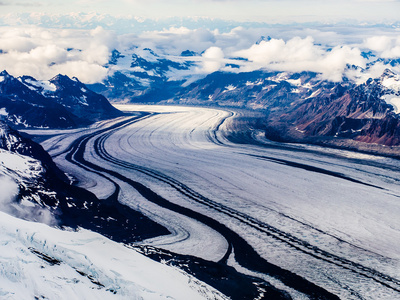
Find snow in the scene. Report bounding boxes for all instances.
[305,88,322,99]
[0,211,227,300]
[0,149,58,224]
[0,76,4,83]
[0,108,7,116]
[286,78,302,86]
[245,80,263,86]
[22,78,57,93]
[0,149,43,181]
[381,94,400,113]
[267,72,289,82]
[381,74,400,92]
[79,95,89,106]
[224,84,236,91]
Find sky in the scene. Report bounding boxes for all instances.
[1,0,400,24]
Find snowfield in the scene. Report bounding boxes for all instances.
[9,104,400,299]
[0,211,227,300]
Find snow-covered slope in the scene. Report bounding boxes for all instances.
[0,119,228,300]
[0,210,227,300]
[0,149,57,224]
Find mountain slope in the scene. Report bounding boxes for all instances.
[0,210,227,300]
[0,71,122,129]
[263,70,400,148]
[0,120,168,241]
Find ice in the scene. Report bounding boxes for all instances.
[108,104,400,299]
[381,94,400,113]
[0,211,228,300]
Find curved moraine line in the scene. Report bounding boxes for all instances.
[53,105,400,300]
[59,112,338,299]
[93,110,400,294]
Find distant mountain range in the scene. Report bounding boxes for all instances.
[86,47,400,151]
[0,71,122,129]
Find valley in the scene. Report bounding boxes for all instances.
[29,104,400,299]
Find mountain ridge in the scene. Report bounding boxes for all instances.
[0,71,122,129]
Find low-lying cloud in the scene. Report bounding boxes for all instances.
[0,176,19,204]
[234,36,366,81]
[0,26,114,83]
[0,24,399,83]
[0,175,57,226]
[199,46,225,73]
[363,35,400,58]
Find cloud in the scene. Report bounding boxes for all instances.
[363,36,400,58]
[234,36,366,81]
[0,23,398,84]
[0,175,57,226]
[0,1,43,6]
[199,46,225,73]
[0,176,18,204]
[0,26,113,83]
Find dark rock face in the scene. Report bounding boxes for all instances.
[48,74,122,122]
[264,71,400,147]
[0,71,122,129]
[0,71,79,128]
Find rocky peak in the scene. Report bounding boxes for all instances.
[379,69,400,93]
[50,74,79,89]
[381,68,397,80]
[0,70,10,78]
[255,36,272,45]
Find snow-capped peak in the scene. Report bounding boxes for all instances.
[0,70,11,83]
[380,68,400,92]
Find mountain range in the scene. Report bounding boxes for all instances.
[85,47,400,154]
[0,71,122,129]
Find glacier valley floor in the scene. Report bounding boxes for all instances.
[26,105,400,299]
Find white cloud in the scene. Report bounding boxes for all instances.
[0,175,55,226]
[234,36,366,81]
[0,176,18,205]
[0,26,112,83]
[363,36,400,58]
[0,24,399,83]
[199,46,225,73]
[51,61,108,83]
